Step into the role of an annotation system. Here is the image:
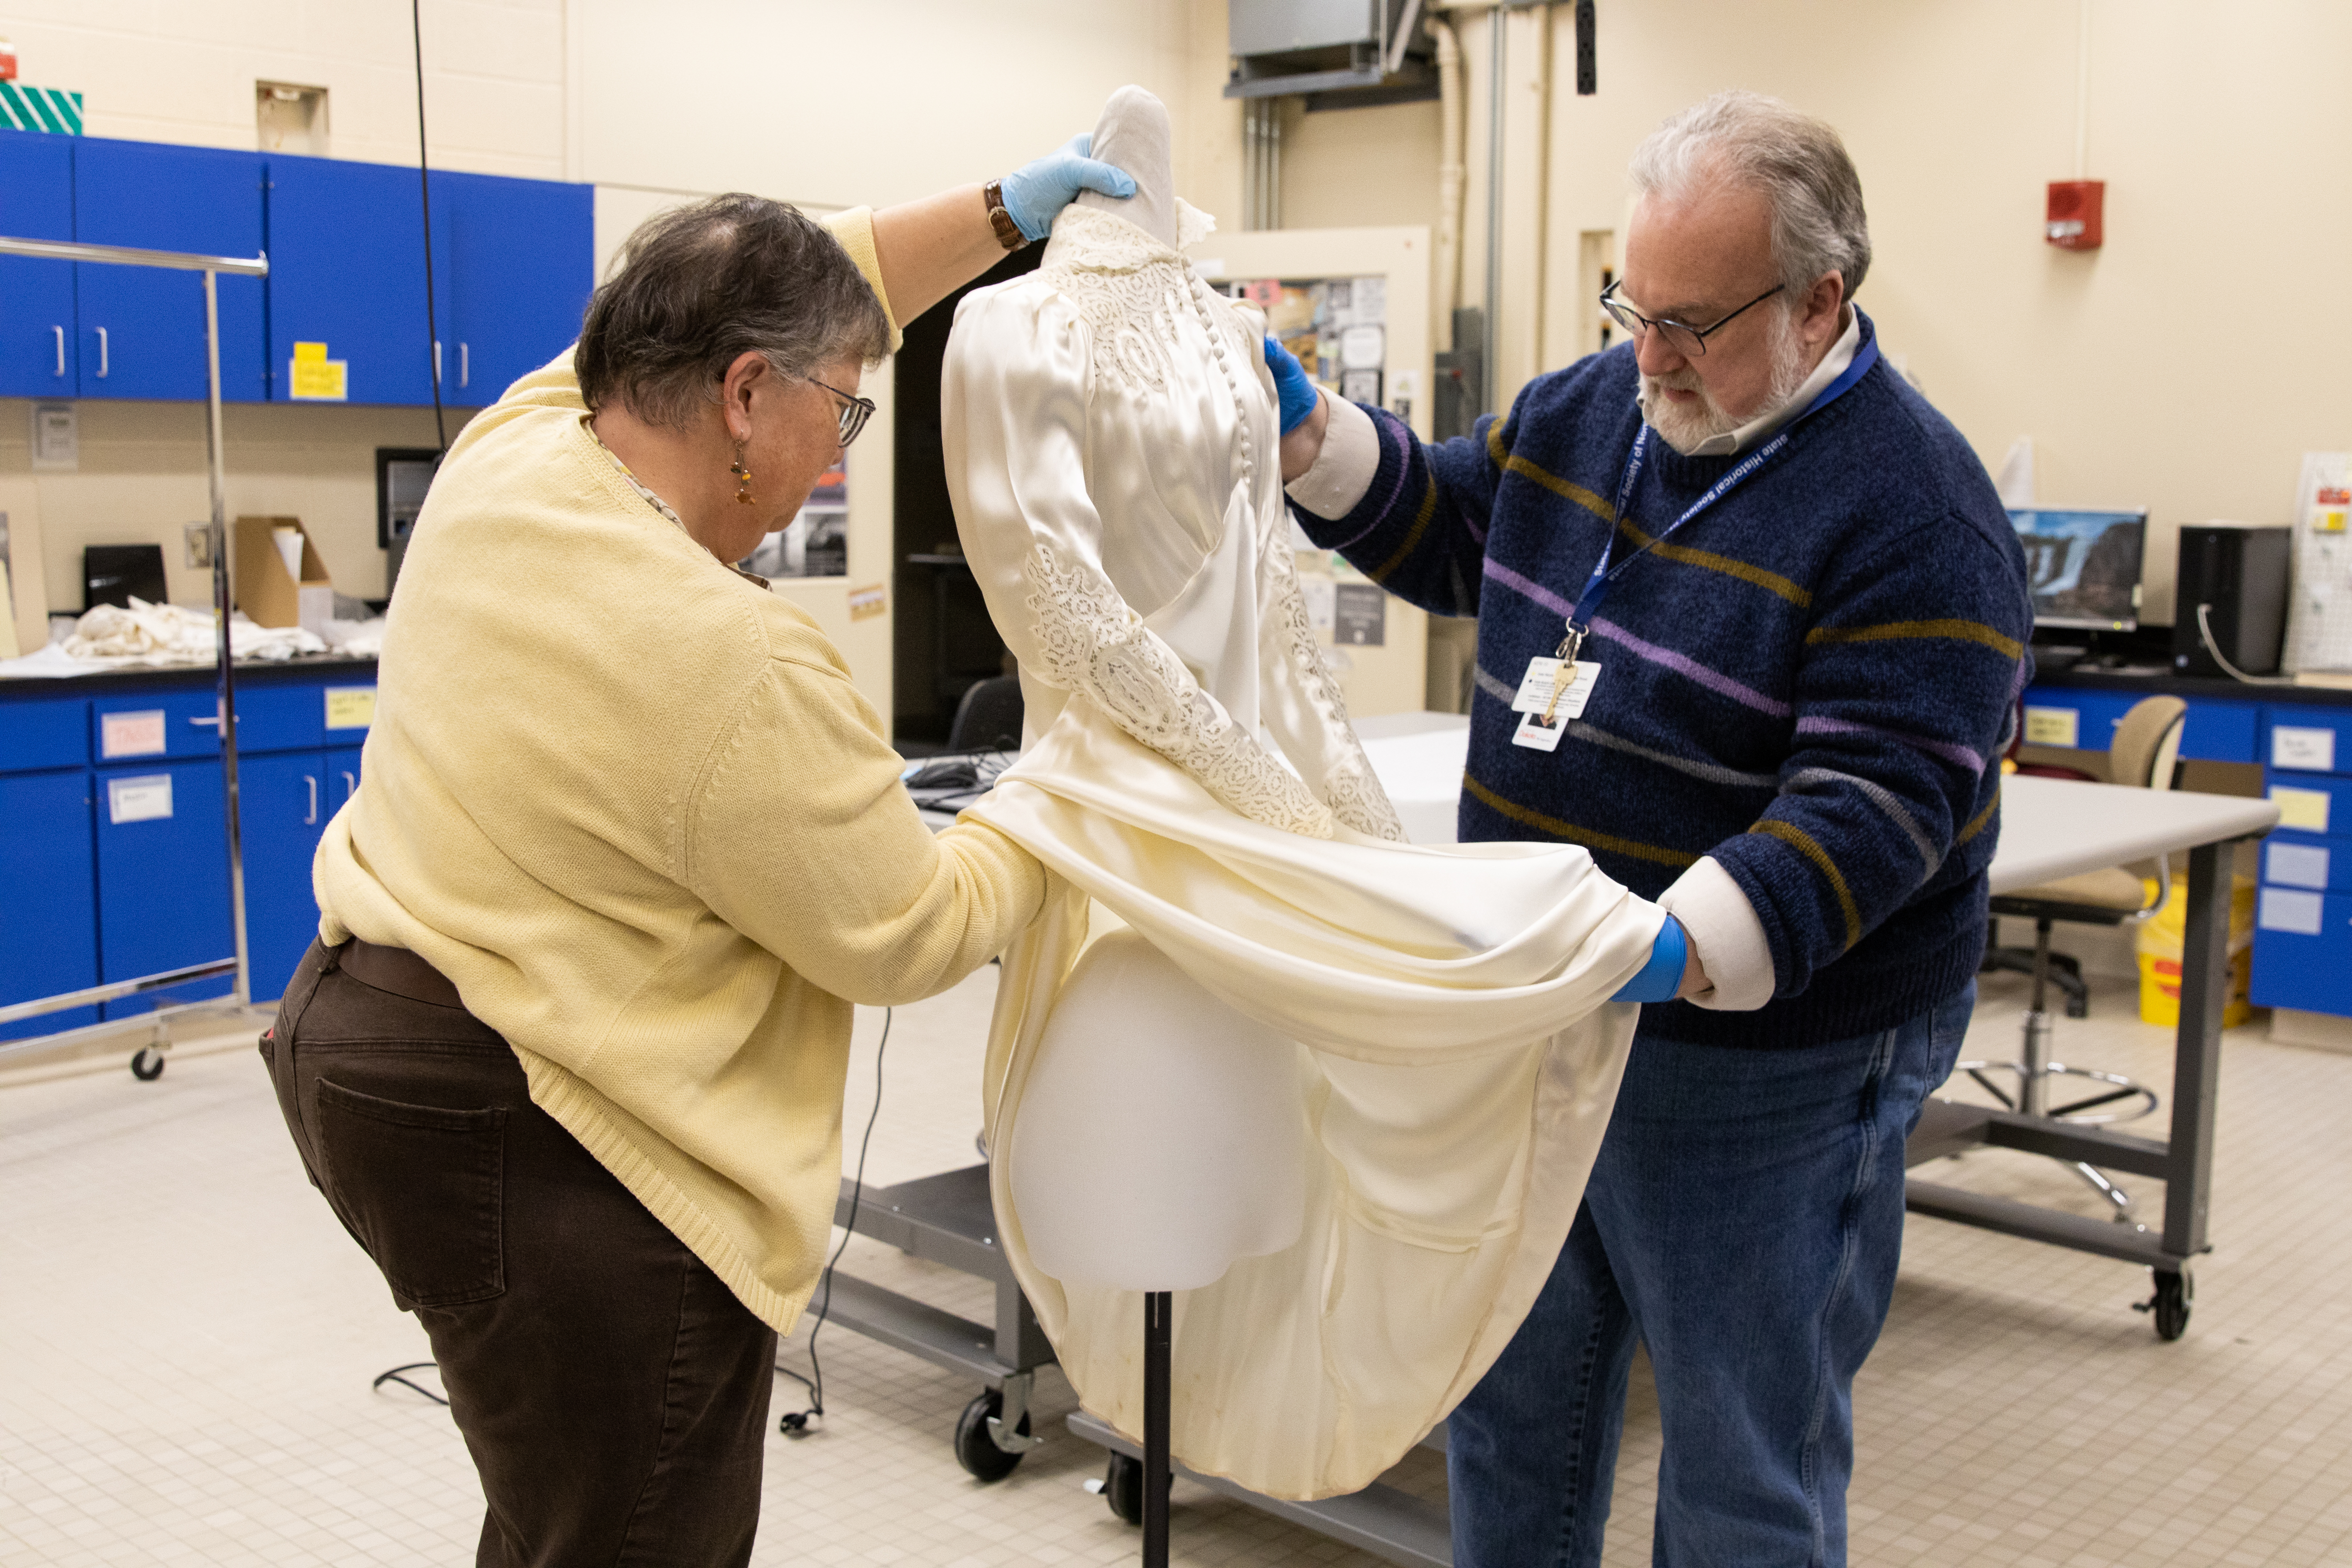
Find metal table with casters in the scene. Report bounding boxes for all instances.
[1905,774,2278,1340]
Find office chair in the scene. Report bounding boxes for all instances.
[946,675,1024,754]
[1954,694,2185,1222]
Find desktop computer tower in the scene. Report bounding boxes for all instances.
[2172,525,2290,677]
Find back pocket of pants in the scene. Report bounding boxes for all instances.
[314,1077,507,1309]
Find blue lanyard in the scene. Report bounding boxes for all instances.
[1555,333,1880,660]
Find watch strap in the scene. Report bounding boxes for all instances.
[983,180,1030,251]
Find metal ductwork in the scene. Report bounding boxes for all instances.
[1225,0,1437,110]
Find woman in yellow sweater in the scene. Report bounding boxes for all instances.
[260,145,1130,1565]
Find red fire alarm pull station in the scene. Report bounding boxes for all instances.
[2047,180,2104,249]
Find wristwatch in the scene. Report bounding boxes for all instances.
[983,180,1029,252]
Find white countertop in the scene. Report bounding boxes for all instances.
[1348,712,2280,881]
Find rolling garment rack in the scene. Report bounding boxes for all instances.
[0,235,270,1080]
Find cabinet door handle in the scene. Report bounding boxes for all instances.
[52,325,64,377]
[460,342,469,388]
[188,714,236,728]
[433,340,442,383]
[341,770,358,800]
[95,326,109,378]
[304,775,318,826]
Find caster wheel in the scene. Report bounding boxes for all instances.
[2139,1268,2192,1341]
[130,1047,167,1082]
[1104,1452,1144,1526]
[952,1389,1029,1482]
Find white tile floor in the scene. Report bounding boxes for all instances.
[3,964,2350,1567]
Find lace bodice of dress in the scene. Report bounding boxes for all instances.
[944,201,1404,844]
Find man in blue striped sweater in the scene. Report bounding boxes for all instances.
[1270,92,2031,1566]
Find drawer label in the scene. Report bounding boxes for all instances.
[2023,706,2079,748]
[2271,786,2332,834]
[2265,842,2331,890]
[2272,725,2337,772]
[107,773,173,825]
[324,686,377,730]
[100,709,167,759]
[2257,887,2325,937]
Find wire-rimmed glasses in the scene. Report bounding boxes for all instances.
[807,376,878,448]
[1598,279,1785,358]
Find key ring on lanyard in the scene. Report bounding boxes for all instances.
[1540,333,1881,722]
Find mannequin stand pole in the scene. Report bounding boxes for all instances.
[1143,1290,1171,1566]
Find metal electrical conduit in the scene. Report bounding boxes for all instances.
[0,234,270,1078]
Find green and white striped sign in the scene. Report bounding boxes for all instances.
[0,83,83,135]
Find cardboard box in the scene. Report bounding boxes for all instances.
[234,515,333,633]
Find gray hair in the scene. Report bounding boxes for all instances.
[576,193,891,429]
[1629,91,1871,301]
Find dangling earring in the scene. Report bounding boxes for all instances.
[730,442,755,505]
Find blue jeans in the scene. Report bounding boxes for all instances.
[1447,984,1973,1568]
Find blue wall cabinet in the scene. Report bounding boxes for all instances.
[438,168,594,404]
[238,750,332,1003]
[266,152,444,406]
[71,138,269,402]
[94,757,235,1018]
[0,770,100,1040]
[0,130,79,398]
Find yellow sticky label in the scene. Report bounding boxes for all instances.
[294,341,327,363]
[289,353,348,401]
[2316,509,2348,534]
[2271,785,2332,834]
[848,583,887,621]
[2023,706,2080,748]
[324,686,377,730]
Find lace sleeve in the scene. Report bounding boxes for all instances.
[1255,518,1406,841]
[1024,542,1335,838]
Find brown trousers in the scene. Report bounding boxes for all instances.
[263,938,777,1567]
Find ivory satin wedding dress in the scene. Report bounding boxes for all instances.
[942,87,1663,1501]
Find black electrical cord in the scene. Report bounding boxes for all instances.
[778,1006,892,1435]
[372,1362,448,1406]
[412,0,448,456]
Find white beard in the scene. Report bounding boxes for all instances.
[1640,308,1812,456]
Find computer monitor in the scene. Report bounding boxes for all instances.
[2008,507,2145,632]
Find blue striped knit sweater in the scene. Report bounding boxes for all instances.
[1295,314,2033,1047]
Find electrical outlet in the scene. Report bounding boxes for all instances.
[184,522,214,570]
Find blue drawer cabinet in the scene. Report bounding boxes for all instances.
[2252,888,2352,1014]
[2020,686,2260,764]
[2182,700,2260,764]
[94,757,235,1018]
[0,695,88,771]
[0,130,78,398]
[91,687,225,763]
[0,769,98,1040]
[438,168,593,403]
[2263,706,2352,775]
[71,138,269,402]
[0,665,376,1032]
[2263,831,2352,893]
[240,750,333,1002]
[265,152,441,406]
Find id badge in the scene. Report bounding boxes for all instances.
[1510,658,1601,720]
[1512,708,1569,751]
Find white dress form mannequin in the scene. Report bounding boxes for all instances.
[1000,88,1309,1300]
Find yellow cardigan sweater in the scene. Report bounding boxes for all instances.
[314,209,1046,1332]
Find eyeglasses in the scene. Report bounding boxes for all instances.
[806,376,877,449]
[1598,279,1785,358]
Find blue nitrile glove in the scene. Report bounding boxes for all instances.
[1611,916,1689,1003]
[1262,336,1319,435]
[997,134,1139,242]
